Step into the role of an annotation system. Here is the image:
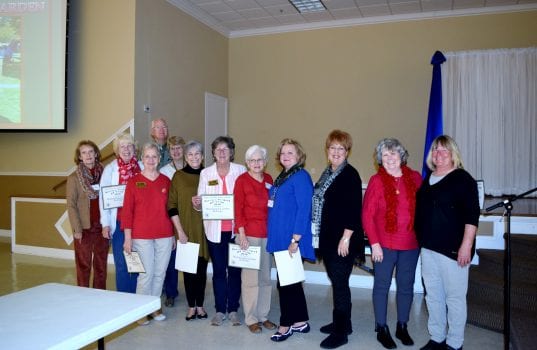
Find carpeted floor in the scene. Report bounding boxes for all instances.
[467,234,537,350]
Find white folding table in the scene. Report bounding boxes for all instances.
[0,283,160,350]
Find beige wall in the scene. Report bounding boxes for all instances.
[0,0,136,173]
[228,11,537,181]
[134,0,228,145]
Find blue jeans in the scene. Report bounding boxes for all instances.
[373,247,419,325]
[163,248,179,299]
[207,232,241,313]
[111,221,138,293]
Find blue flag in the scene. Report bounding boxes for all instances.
[422,51,446,178]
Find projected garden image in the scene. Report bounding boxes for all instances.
[0,16,21,124]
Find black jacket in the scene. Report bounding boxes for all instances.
[415,168,480,261]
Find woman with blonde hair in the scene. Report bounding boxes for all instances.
[99,132,141,293]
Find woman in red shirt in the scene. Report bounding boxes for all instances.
[362,138,422,349]
[234,145,277,334]
[122,142,174,325]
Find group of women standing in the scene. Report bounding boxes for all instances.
[67,128,479,350]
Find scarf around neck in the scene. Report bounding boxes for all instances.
[76,162,103,200]
[378,164,417,233]
[117,157,141,184]
[273,164,302,188]
[311,160,347,236]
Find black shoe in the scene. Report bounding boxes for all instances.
[320,333,348,349]
[270,327,293,342]
[185,308,197,321]
[320,322,353,335]
[446,345,462,350]
[420,339,446,350]
[290,322,310,333]
[395,322,414,346]
[376,324,397,349]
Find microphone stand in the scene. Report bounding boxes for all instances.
[486,187,537,350]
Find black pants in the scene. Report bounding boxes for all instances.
[277,278,309,327]
[184,257,208,307]
[324,253,354,334]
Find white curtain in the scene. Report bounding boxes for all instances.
[442,47,537,197]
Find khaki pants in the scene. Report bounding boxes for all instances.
[241,236,272,326]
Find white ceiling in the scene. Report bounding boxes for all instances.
[167,0,537,37]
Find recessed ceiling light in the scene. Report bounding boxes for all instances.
[289,0,327,13]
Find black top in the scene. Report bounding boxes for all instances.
[415,168,480,261]
[319,164,364,259]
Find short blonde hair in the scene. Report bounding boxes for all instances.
[426,135,464,171]
[112,132,136,156]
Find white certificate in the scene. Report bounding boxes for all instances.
[123,251,145,273]
[101,184,126,210]
[274,248,305,287]
[228,243,261,270]
[175,242,200,274]
[201,194,234,220]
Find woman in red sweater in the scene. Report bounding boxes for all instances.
[122,142,174,325]
[234,145,277,334]
[362,138,422,349]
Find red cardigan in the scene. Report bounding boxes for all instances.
[234,172,273,238]
[121,173,173,239]
[362,170,422,250]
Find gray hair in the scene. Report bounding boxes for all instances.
[141,142,160,160]
[375,138,409,165]
[184,140,204,155]
[245,145,268,162]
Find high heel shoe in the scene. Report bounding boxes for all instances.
[185,308,197,321]
[270,327,293,342]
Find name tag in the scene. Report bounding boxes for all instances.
[208,179,218,186]
[136,182,147,188]
[267,199,274,208]
[265,182,272,190]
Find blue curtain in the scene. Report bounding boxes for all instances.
[422,51,446,178]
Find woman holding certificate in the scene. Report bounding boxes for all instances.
[198,136,246,326]
[99,132,141,293]
[168,140,209,321]
[313,130,363,349]
[234,145,277,334]
[267,138,315,342]
[122,142,174,324]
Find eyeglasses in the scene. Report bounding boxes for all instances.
[247,158,265,164]
[328,146,346,152]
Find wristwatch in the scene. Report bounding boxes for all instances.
[291,238,300,244]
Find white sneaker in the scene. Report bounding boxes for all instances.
[211,312,226,326]
[229,311,241,326]
[152,312,166,321]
